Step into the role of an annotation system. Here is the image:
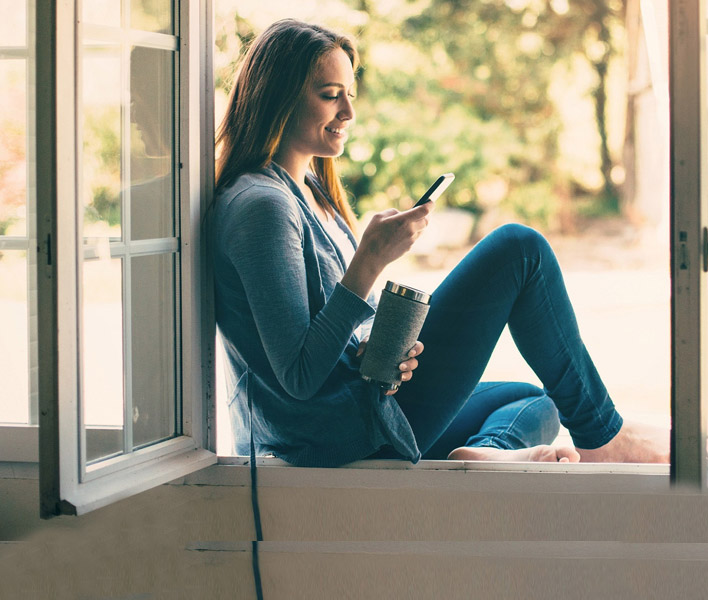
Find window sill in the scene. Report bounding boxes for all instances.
[174,456,672,495]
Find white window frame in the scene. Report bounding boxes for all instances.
[37,0,216,517]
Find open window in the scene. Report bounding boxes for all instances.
[211,1,707,487]
[35,0,216,517]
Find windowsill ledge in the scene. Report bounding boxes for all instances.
[173,456,673,495]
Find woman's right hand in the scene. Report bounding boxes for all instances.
[341,202,434,300]
[358,203,434,268]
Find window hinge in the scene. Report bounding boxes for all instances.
[679,231,689,270]
[42,232,52,266]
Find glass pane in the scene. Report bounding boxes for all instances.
[0,59,27,237]
[0,0,27,47]
[0,250,28,424]
[131,0,173,34]
[83,0,121,28]
[131,253,176,448]
[130,46,174,240]
[82,44,122,239]
[83,254,124,462]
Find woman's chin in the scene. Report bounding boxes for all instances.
[315,147,345,159]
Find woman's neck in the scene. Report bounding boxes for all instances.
[273,153,329,221]
[273,151,311,189]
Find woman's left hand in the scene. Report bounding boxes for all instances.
[356,338,424,395]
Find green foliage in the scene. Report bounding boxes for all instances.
[504,179,557,229]
[83,109,122,227]
[84,186,121,227]
[0,217,15,237]
[215,0,626,231]
[131,0,172,33]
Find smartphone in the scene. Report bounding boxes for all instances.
[413,173,455,207]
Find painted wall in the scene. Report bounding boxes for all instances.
[3,465,708,599]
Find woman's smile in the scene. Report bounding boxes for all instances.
[325,125,347,138]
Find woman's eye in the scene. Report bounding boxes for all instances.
[321,92,355,101]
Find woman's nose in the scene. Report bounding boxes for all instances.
[338,96,355,121]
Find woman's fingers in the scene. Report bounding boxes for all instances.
[408,341,424,357]
[399,358,418,373]
[360,202,434,264]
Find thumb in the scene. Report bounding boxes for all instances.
[356,338,368,357]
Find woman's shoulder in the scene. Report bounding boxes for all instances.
[214,167,305,237]
[217,168,295,208]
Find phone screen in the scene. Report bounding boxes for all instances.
[413,173,455,207]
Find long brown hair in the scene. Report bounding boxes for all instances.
[215,19,359,230]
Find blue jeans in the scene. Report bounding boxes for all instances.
[390,224,623,457]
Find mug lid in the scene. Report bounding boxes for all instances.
[384,281,431,304]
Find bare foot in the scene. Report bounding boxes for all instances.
[447,445,581,463]
[576,421,669,463]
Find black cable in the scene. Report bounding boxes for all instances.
[249,371,265,599]
[251,541,264,600]
[250,419,263,541]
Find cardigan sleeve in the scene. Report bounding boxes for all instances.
[220,184,375,400]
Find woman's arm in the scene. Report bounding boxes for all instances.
[222,187,374,400]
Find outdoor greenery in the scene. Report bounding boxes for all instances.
[214,0,629,234]
[0,0,633,241]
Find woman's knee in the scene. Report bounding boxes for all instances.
[529,394,562,443]
[477,224,554,271]
[495,223,549,252]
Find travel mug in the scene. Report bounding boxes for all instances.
[359,281,432,390]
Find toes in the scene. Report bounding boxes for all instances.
[556,447,581,463]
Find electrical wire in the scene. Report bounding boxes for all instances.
[249,371,264,599]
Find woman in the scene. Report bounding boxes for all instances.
[213,19,667,467]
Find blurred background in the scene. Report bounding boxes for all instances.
[212,0,670,452]
[213,0,668,239]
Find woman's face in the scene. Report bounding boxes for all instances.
[280,47,356,164]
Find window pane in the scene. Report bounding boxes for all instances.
[130,46,174,240]
[131,0,173,34]
[82,254,124,462]
[78,22,180,468]
[0,250,28,424]
[0,0,27,47]
[83,45,122,239]
[0,60,27,238]
[83,0,121,28]
[131,253,176,448]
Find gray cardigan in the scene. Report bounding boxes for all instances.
[213,163,421,467]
